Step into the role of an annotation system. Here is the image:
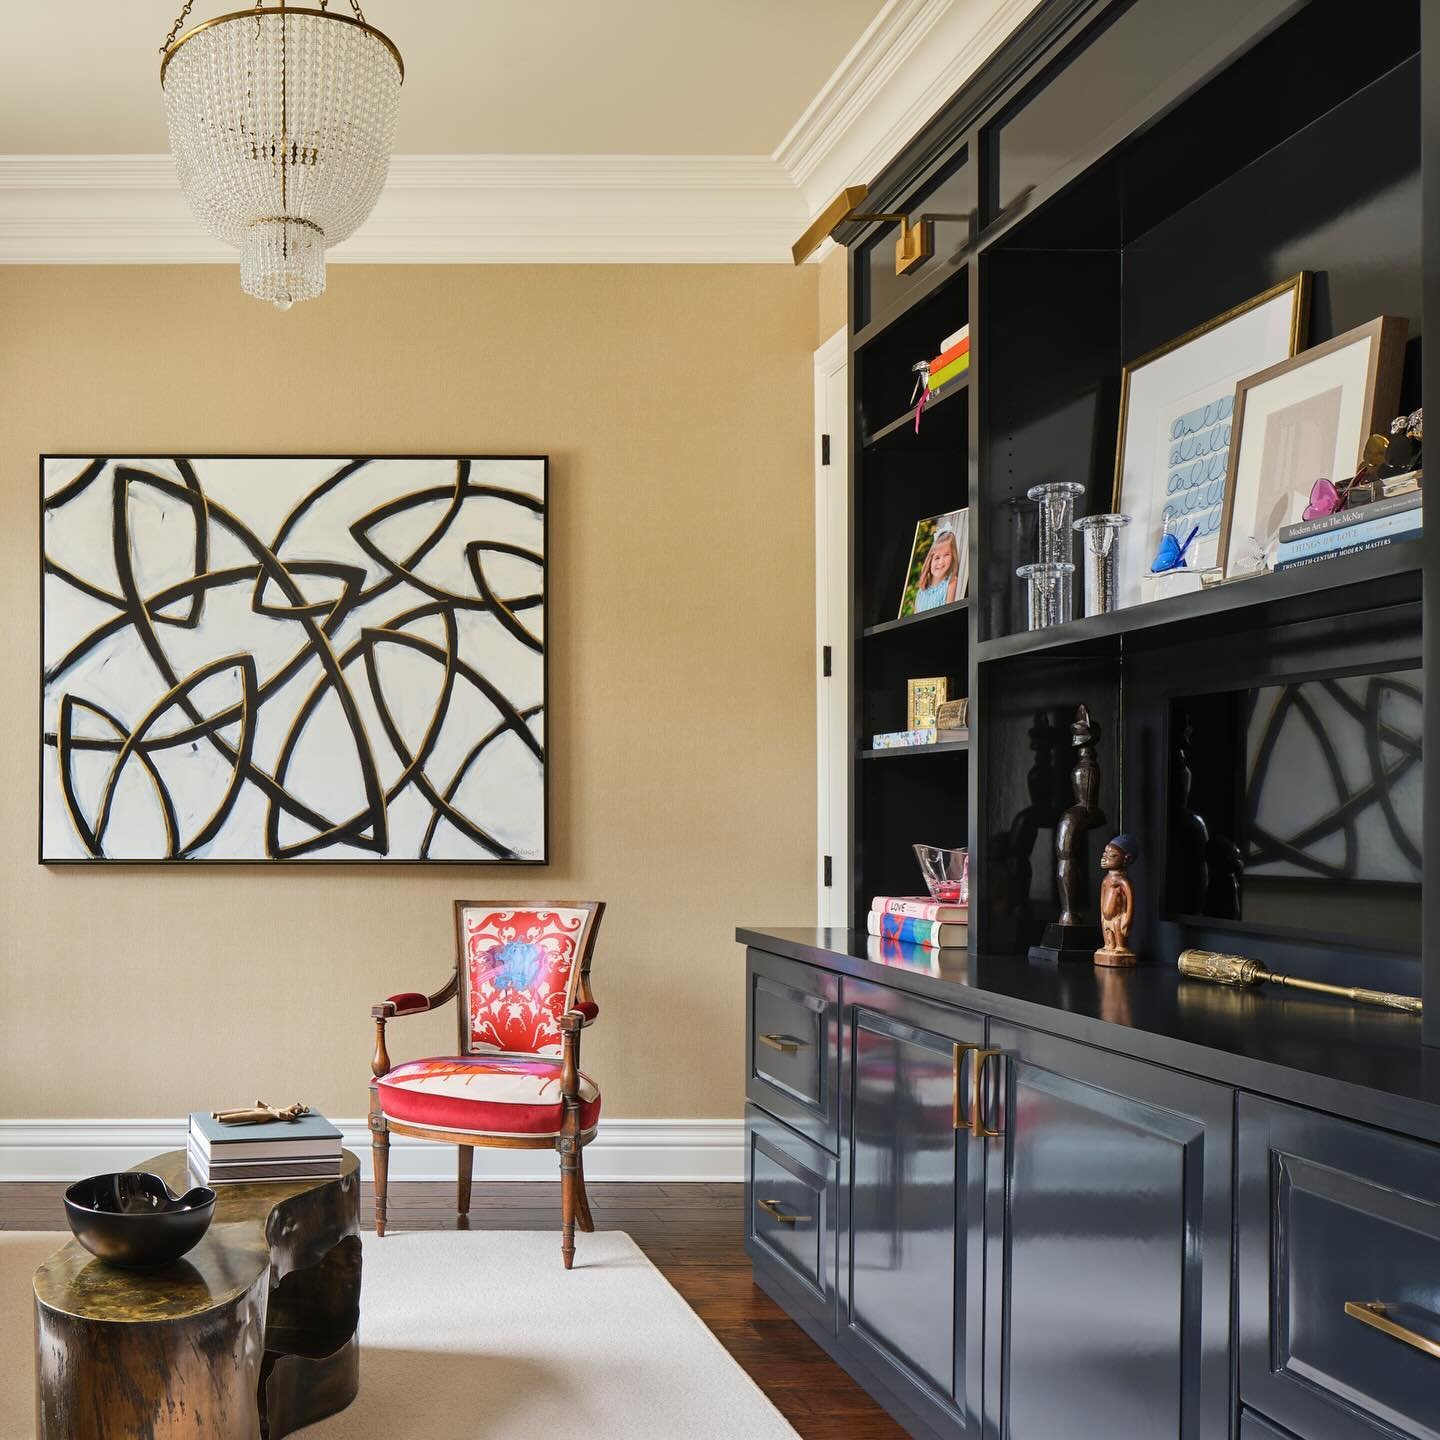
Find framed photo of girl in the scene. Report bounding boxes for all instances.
[899,508,969,618]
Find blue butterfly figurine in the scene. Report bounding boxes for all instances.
[1150,524,1200,574]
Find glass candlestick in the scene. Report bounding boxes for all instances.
[1074,513,1130,616]
[1026,482,1086,566]
[1017,561,1074,630]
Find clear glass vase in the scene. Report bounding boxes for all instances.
[1074,513,1130,616]
[1017,561,1074,630]
[1026,482,1086,566]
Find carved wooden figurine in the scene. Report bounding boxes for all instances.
[1095,834,1138,968]
[1028,704,1107,963]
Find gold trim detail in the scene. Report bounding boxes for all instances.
[1110,271,1311,515]
[758,1032,805,1054]
[758,1198,812,1226]
[1345,1301,1440,1360]
[969,1048,1001,1139]
[161,6,404,85]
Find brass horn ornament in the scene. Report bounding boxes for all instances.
[1177,949,1421,1015]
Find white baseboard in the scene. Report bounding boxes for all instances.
[0,1118,743,1184]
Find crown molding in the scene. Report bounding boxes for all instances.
[776,0,1043,214]
[0,153,805,264]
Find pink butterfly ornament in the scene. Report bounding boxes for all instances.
[1302,477,1344,521]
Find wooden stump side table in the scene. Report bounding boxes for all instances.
[33,1149,361,1440]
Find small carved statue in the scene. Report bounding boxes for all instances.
[213,1101,311,1126]
[1055,705,1105,926]
[1094,834,1137,968]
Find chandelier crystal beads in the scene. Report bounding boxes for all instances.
[161,2,403,309]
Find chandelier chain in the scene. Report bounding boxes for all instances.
[160,0,196,54]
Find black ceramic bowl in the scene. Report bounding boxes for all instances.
[63,1172,216,1268]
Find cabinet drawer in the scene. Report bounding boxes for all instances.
[746,949,839,1151]
[1241,1413,1301,1440]
[745,1106,837,1334]
[1239,1096,1440,1440]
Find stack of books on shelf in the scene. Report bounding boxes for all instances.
[866,894,968,949]
[872,697,969,750]
[1274,487,1422,571]
[926,324,970,402]
[188,1110,343,1186]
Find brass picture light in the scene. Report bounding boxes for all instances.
[791,184,934,274]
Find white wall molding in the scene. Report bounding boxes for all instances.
[0,153,804,265]
[0,1,1038,266]
[777,0,1043,216]
[0,1117,743,1183]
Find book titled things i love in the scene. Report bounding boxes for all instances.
[872,894,968,924]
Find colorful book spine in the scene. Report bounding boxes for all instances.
[929,336,971,372]
[1275,509,1421,563]
[872,727,937,749]
[1273,534,1412,571]
[927,352,970,391]
[1278,490,1421,544]
[938,324,969,353]
[865,911,967,948]
[872,896,969,923]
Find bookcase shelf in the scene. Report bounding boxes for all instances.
[977,541,1423,664]
[863,376,969,449]
[862,598,969,640]
[861,737,970,760]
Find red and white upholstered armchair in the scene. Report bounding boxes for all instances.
[368,900,605,1268]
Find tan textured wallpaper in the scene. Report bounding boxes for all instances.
[816,247,849,344]
[0,263,819,1120]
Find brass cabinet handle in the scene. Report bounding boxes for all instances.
[758,1197,811,1225]
[759,1032,806,1053]
[1345,1300,1440,1359]
[952,1042,977,1131]
[970,1048,1002,1140]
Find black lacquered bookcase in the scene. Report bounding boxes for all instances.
[841,0,1439,1042]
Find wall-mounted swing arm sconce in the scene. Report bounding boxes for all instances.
[791,184,934,274]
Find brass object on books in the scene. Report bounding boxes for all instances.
[908,676,948,730]
[1094,835,1138,968]
[213,1101,311,1126]
[1177,949,1422,1014]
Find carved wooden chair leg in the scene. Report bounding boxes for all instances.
[457,1145,474,1227]
[371,1125,390,1237]
[559,1138,578,1270]
[575,1147,595,1233]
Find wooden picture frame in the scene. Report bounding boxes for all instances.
[1217,317,1408,578]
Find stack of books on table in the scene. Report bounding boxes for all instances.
[1274,489,1422,571]
[866,895,968,949]
[188,1111,343,1186]
[925,325,970,402]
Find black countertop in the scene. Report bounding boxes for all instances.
[738,927,1440,1144]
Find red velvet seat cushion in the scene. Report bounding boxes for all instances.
[376,1055,601,1137]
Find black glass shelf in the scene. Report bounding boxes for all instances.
[978,540,1423,663]
[863,597,969,639]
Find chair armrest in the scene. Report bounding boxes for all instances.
[370,974,458,1078]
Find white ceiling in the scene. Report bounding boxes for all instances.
[0,1,889,156]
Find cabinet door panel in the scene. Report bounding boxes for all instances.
[984,1023,1234,1440]
[840,977,986,1437]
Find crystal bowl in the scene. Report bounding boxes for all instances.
[913,844,970,904]
[64,1171,215,1269]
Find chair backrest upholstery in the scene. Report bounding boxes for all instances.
[453,901,604,1056]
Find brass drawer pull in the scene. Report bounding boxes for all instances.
[952,1042,977,1131]
[758,1197,811,1226]
[1345,1300,1440,1359]
[970,1048,1002,1140]
[759,1033,807,1054]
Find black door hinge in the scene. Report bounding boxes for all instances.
[823,855,833,887]
[822,645,833,677]
[821,434,831,466]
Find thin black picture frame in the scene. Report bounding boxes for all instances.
[37,452,551,867]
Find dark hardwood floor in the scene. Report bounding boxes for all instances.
[2,1178,904,1440]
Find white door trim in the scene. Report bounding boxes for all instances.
[814,327,851,927]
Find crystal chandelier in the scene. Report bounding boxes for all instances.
[160,1,403,309]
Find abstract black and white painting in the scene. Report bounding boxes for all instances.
[41,456,547,863]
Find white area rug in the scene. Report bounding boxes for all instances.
[2,1230,799,1439]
